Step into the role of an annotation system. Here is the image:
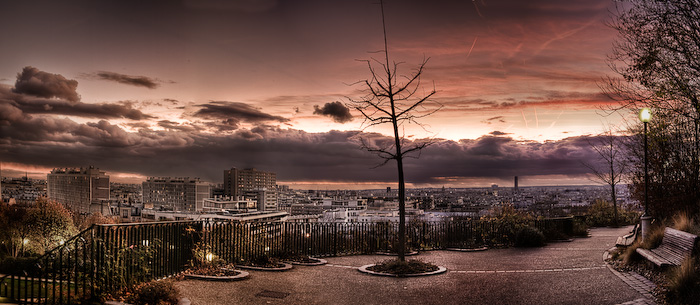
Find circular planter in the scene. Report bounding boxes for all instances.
[235,262,293,271]
[183,268,249,281]
[358,264,447,277]
[446,246,488,252]
[375,250,419,256]
[285,257,328,266]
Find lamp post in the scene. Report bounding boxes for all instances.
[639,108,652,241]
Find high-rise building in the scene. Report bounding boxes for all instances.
[514,176,519,193]
[47,166,110,214]
[223,168,276,197]
[223,168,277,211]
[142,177,210,212]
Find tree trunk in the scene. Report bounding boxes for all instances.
[392,109,406,262]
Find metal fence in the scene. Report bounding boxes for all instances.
[0,217,572,304]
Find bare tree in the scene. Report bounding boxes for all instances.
[584,128,629,226]
[348,0,440,261]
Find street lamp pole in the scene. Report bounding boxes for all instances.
[644,119,649,216]
[639,108,652,241]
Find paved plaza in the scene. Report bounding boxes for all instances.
[175,226,653,305]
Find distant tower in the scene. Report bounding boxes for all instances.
[386,187,391,194]
[514,176,519,193]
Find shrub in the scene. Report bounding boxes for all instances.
[666,257,700,305]
[368,259,438,275]
[515,226,546,247]
[640,225,665,249]
[585,199,640,227]
[571,218,589,237]
[0,256,41,276]
[482,204,534,246]
[126,280,180,305]
[670,212,699,235]
[621,242,642,265]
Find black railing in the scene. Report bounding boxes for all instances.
[0,217,572,304]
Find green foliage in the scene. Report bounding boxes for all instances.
[368,259,438,275]
[26,198,78,254]
[125,280,180,305]
[75,212,116,231]
[571,218,589,237]
[190,241,225,269]
[482,204,534,246]
[0,202,31,257]
[665,257,700,305]
[585,199,639,227]
[515,226,546,247]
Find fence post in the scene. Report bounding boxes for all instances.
[333,223,338,256]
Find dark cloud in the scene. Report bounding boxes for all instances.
[92,71,160,89]
[12,66,80,102]
[489,131,510,136]
[158,120,199,132]
[0,86,153,120]
[0,104,604,185]
[313,101,353,123]
[193,101,289,123]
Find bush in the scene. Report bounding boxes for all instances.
[640,225,665,249]
[482,204,534,246]
[126,280,180,305]
[621,242,642,265]
[368,259,438,275]
[670,212,700,235]
[571,218,589,237]
[666,257,700,305]
[585,199,640,227]
[0,256,41,276]
[515,226,546,247]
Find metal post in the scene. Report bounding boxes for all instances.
[641,120,652,242]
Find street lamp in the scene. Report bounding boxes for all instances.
[639,108,652,241]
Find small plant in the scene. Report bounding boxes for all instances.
[671,212,699,235]
[248,254,279,267]
[126,280,180,305]
[368,259,438,275]
[571,218,589,237]
[621,241,642,265]
[665,257,699,305]
[514,226,546,247]
[640,225,665,249]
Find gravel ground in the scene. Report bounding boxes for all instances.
[175,226,643,305]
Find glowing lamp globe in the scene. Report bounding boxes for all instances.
[639,108,652,122]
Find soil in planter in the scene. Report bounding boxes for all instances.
[240,255,286,268]
[284,255,321,264]
[368,259,438,275]
[183,264,240,277]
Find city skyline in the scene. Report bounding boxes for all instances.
[0,0,631,189]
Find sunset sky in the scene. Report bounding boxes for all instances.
[0,0,633,189]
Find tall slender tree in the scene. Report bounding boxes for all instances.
[584,128,629,226]
[348,0,440,261]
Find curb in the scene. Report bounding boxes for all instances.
[603,247,656,303]
[235,263,293,272]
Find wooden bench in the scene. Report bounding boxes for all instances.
[636,227,698,267]
[616,224,640,247]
